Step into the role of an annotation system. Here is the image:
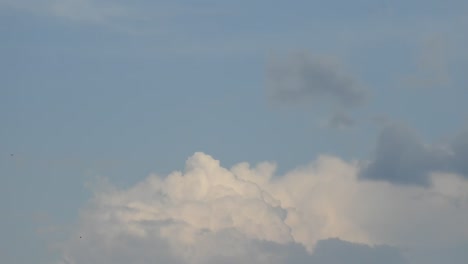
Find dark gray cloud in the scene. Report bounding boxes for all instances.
[360,124,468,185]
[266,52,368,108]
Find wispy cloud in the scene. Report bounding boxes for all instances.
[266,52,368,108]
[266,52,369,130]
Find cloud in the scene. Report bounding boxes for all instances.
[360,124,468,185]
[58,152,468,263]
[266,52,368,108]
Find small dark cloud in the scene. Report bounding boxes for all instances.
[266,52,368,108]
[360,124,468,186]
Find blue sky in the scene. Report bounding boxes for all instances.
[1,1,468,263]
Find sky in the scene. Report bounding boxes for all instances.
[1,0,468,263]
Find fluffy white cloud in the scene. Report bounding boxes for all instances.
[58,152,468,263]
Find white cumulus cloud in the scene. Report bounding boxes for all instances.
[58,152,468,263]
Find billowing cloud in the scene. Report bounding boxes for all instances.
[266,52,368,108]
[361,124,468,185]
[57,152,468,263]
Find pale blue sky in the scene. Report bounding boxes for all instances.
[1,1,468,263]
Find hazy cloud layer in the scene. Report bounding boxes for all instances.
[58,152,468,263]
[266,52,367,108]
[361,124,468,185]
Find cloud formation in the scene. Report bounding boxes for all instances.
[361,124,468,185]
[58,152,468,263]
[266,52,367,108]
